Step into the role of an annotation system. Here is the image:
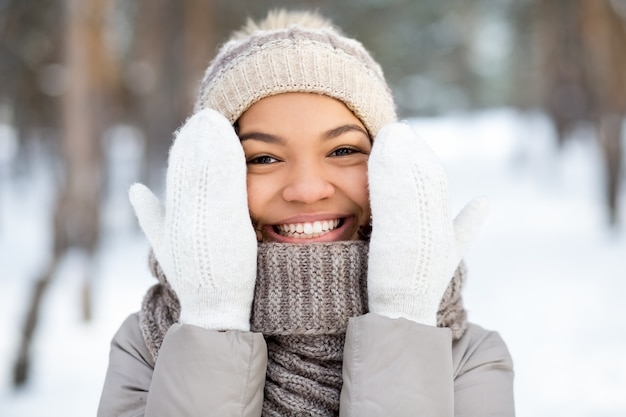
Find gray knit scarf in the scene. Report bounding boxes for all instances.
[139,241,467,416]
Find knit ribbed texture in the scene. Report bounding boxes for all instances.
[139,241,468,416]
[263,335,345,416]
[194,10,397,137]
[140,250,180,361]
[252,242,367,416]
[251,242,368,336]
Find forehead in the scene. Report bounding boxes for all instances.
[237,93,367,135]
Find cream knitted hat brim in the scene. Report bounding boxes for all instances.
[194,10,397,137]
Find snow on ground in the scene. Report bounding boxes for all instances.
[0,109,625,416]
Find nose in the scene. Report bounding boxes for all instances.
[282,162,335,204]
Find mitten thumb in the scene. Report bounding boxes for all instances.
[453,196,489,258]
[129,183,165,251]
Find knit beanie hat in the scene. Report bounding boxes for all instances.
[194,9,397,137]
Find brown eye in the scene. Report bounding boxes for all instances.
[247,155,278,165]
[330,147,357,157]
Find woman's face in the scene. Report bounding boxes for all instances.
[238,92,372,243]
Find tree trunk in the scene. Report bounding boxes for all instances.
[12,0,114,387]
[580,0,626,226]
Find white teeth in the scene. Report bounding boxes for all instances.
[276,219,342,238]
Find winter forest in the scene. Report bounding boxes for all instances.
[1,0,626,416]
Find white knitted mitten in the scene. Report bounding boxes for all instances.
[129,109,257,331]
[367,122,488,326]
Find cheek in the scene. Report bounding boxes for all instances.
[336,165,371,217]
[355,171,371,212]
[245,176,259,217]
[245,175,272,222]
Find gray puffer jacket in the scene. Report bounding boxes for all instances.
[97,312,514,416]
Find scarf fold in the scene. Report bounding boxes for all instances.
[139,241,467,416]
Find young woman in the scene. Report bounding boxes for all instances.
[98,10,515,416]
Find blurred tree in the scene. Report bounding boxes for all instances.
[128,0,217,190]
[537,0,626,225]
[580,0,626,227]
[538,0,592,145]
[334,1,485,115]
[508,0,540,111]
[8,0,221,387]
[12,0,121,387]
[1,0,65,388]
[0,0,63,173]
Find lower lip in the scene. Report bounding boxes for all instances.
[264,217,356,243]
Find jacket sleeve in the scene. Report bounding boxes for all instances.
[452,324,515,417]
[339,314,515,417]
[97,313,267,417]
[340,313,454,417]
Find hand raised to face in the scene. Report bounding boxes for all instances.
[367,122,489,326]
[129,109,257,331]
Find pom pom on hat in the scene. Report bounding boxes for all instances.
[194,9,397,137]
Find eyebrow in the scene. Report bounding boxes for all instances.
[238,124,370,143]
[238,131,284,144]
[325,124,370,140]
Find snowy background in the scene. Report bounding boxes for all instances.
[1,110,625,416]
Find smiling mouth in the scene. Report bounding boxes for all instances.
[273,218,345,239]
